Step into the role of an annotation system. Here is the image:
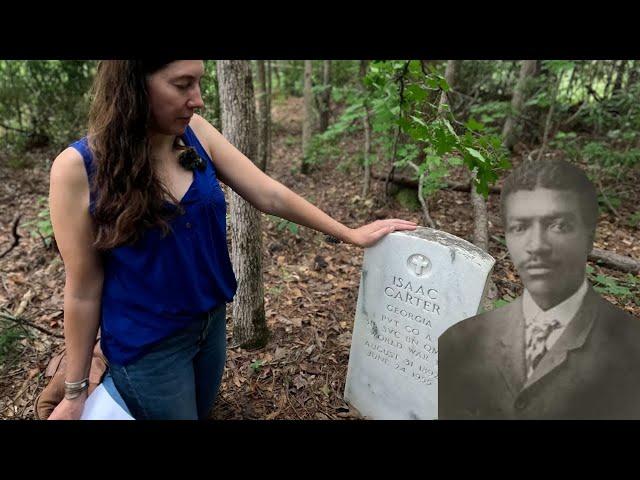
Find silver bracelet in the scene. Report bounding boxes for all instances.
[64,378,89,400]
[65,377,89,389]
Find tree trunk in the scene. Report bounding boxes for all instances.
[211,66,222,128]
[359,60,372,196]
[216,60,269,349]
[603,60,617,97]
[612,60,627,94]
[587,61,603,101]
[266,60,272,171]
[362,115,372,197]
[628,60,639,88]
[469,168,496,311]
[536,71,562,161]
[318,60,332,132]
[565,62,578,99]
[464,64,489,248]
[439,59,488,251]
[502,60,539,151]
[255,60,268,172]
[470,175,489,251]
[415,167,436,228]
[301,60,313,174]
[266,60,272,100]
[8,63,24,131]
[284,60,297,96]
[272,60,281,92]
[438,60,458,113]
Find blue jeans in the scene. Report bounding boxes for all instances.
[108,304,227,420]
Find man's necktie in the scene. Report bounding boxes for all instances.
[525,318,562,379]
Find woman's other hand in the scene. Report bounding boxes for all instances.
[47,393,87,420]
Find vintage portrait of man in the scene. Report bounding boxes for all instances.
[438,158,640,420]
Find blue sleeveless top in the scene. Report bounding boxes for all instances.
[70,126,237,366]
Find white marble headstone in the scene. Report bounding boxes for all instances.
[344,227,495,420]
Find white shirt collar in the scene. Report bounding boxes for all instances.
[523,278,589,350]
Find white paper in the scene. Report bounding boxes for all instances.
[80,383,134,420]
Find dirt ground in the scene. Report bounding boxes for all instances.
[1,96,638,420]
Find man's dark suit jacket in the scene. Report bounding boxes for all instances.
[439,285,640,419]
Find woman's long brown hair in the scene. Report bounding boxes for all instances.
[87,60,184,250]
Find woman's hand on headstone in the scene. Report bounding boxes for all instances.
[347,219,417,248]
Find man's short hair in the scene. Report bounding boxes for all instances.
[500,159,599,241]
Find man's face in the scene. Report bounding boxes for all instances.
[504,188,592,309]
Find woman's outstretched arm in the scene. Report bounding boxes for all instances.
[190,114,417,247]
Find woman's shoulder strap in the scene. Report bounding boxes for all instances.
[68,137,95,179]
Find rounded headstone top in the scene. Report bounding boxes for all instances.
[392,227,495,266]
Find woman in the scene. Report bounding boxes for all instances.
[47,60,417,420]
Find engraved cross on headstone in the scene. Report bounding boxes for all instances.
[409,254,430,276]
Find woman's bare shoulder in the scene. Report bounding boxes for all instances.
[188,113,222,153]
[189,112,217,133]
[50,147,88,191]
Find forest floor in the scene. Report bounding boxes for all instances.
[1,96,639,420]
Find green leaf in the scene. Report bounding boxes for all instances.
[398,116,412,131]
[476,179,489,198]
[499,156,512,169]
[433,128,455,155]
[250,360,263,373]
[442,118,458,138]
[410,115,428,128]
[425,77,440,89]
[406,84,427,102]
[545,60,575,74]
[408,60,422,76]
[465,147,486,163]
[426,155,442,167]
[465,118,485,132]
